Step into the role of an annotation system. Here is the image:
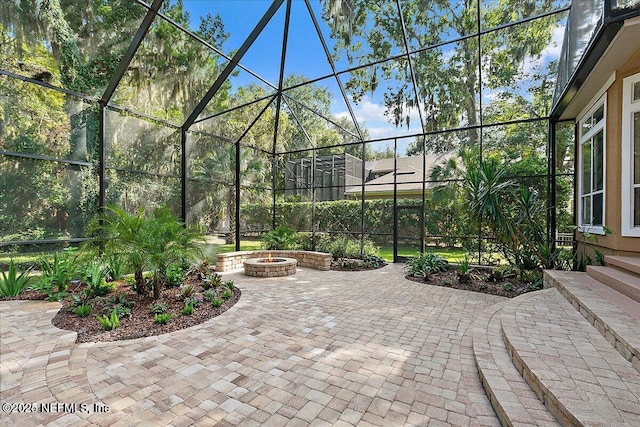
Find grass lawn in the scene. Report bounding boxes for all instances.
[378,246,468,262]
[197,239,262,261]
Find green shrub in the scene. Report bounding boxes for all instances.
[33,251,77,300]
[179,284,196,299]
[262,226,299,250]
[211,298,223,307]
[74,304,92,317]
[165,263,186,288]
[203,289,218,302]
[405,253,449,279]
[103,252,127,281]
[154,313,173,324]
[151,303,167,314]
[96,309,120,331]
[184,294,203,307]
[202,272,222,290]
[181,304,194,315]
[488,265,516,282]
[0,259,32,297]
[84,262,114,298]
[220,289,232,300]
[296,232,331,252]
[103,292,134,319]
[456,256,476,283]
[325,236,379,260]
[361,254,386,269]
[224,280,234,290]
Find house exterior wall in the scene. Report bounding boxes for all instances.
[578,45,640,257]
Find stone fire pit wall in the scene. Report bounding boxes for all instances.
[244,257,297,278]
[216,250,332,272]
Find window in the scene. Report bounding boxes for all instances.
[578,96,606,234]
[622,72,640,237]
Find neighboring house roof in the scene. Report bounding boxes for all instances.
[345,151,458,198]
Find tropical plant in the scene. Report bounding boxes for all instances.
[262,226,299,250]
[361,254,386,269]
[184,295,203,307]
[84,261,113,298]
[154,313,173,324]
[456,256,476,284]
[186,260,214,280]
[33,251,78,300]
[203,289,218,302]
[179,284,196,299]
[86,206,147,293]
[103,252,127,281]
[0,259,32,297]
[103,292,134,319]
[74,304,92,317]
[165,263,186,288]
[150,303,167,315]
[463,160,550,271]
[202,272,223,290]
[96,309,120,331]
[405,253,449,279]
[88,206,203,299]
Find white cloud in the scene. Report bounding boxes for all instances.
[333,94,422,140]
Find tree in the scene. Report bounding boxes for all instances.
[322,0,563,152]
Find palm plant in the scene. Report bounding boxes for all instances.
[138,207,203,299]
[88,206,203,299]
[87,206,146,293]
[463,160,549,270]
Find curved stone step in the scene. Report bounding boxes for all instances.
[502,288,640,426]
[472,297,561,427]
[545,269,640,372]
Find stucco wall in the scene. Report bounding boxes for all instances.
[577,45,640,256]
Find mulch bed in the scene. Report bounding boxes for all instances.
[405,269,536,298]
[329,258,388,271]
[2,276,240,344]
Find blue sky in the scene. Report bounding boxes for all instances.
[180,1,566,155]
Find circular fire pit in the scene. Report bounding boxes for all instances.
[243,257,297,277]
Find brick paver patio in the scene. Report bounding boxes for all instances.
[1,264,505,426]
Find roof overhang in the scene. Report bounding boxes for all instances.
[553,15,640,121]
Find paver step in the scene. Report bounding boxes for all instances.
[472,298,561,427]
[545,269,640,371]
[587,265,640,303]
[605,255,640,277]
[501,288,640,426]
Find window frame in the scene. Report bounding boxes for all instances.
[621,71,640,237]
[577,94,607,235]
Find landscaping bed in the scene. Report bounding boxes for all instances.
[51,280,240,343]
[405,269,536,298]
[1,269,240,344]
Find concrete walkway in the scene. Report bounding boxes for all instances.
[1,264,505,426]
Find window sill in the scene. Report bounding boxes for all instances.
[577,225,606,235]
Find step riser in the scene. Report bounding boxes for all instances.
[605,256,640,276]
[587,267,640,303]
